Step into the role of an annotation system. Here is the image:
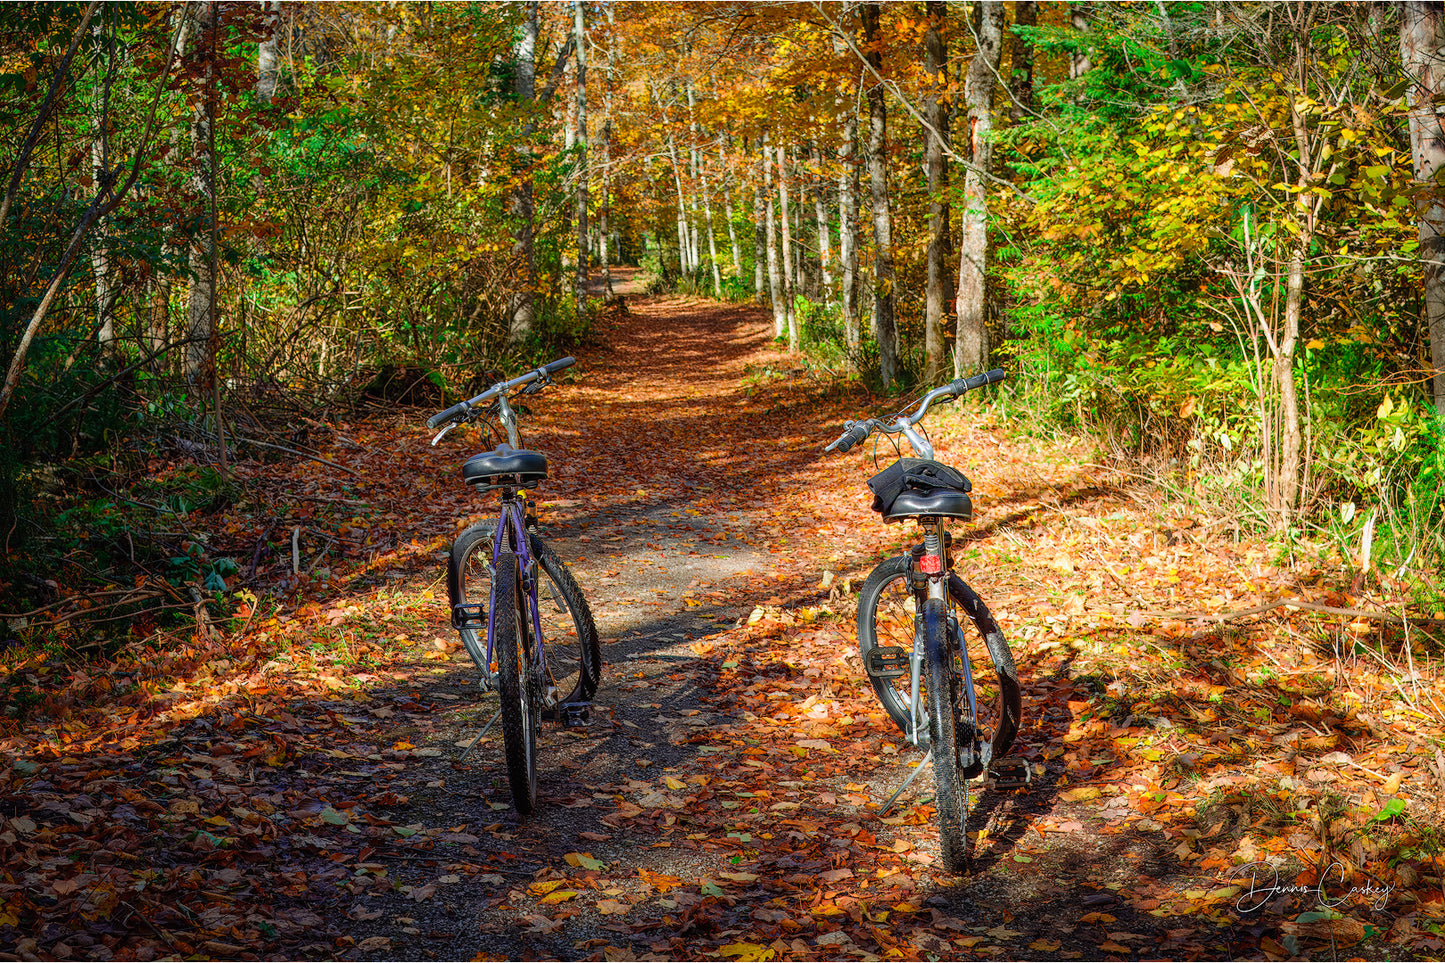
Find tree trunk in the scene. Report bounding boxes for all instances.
[91,88,117,354]
[184,1,217,390]
[1070,2,1093,79]
[1402,0,1445,412]
[668,133,690,275]
[1008,1,1037,122]
[923,0,948,382]
[507,2,539,344]
[598,2,616,297]
[862,4,897,387]
[814,148,833,307]
[777,143,798,350]
[1272,246,1305,522]
[763,133,786,339]
[840,100,860,350]
[723,149,742,274]
[954,0,1003,378]
[701,169,722,298]
[573,0,588,320]
[257,0,281,104]
[753,143,766,304]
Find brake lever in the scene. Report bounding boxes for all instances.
[430,421,459,447]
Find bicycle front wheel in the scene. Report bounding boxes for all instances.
[857,555,1021,761]
[922,598,969,872]
[494,552,539,815]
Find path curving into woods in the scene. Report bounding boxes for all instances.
[4,287,1433,962]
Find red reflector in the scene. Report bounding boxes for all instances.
[918,554,943,574]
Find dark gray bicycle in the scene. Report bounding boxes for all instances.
[427,357,600,814]
[826,369,1024,872]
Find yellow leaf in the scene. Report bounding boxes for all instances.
[538,889,577,905]
[1306,339,1325,350]
[720,943,775,961]
[663,776,687,791]
[529,880,565,896]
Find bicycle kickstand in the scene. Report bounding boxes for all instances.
[987,757,1033,790]
[457,708,502,762]
[879,748,933,817]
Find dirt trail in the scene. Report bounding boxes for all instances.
[339,294,871,959]
[8,289,1433,962]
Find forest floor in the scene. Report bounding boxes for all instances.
[3,291,1445,962]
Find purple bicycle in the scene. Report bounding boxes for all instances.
[428,357,600,814]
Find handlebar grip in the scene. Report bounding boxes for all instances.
[543,356,576,375]
[967,367,1006,390]
[426,403,467,430]
[829,420,870,453]
[950,368,1007,394]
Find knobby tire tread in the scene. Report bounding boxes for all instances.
[494,553,538,815]
[530,536,602,701]
[923,598,970,873]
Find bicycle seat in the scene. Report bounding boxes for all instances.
[883,487,973,522]
[868,458,973,522]
[462,443,548,489]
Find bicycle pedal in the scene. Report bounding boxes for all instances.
[866,647,908,679]
[987,759,1032,790]
[452,603,487,630]
[544,702,592,727]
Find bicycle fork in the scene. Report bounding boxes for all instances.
[905,520,990,773]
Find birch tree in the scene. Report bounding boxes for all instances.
[573,0,589,321]
[954,0,1003,378]
[922,0,948,382]
[1402,0,1445,412]
[862,3,898,387]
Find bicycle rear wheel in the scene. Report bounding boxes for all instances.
[857,555,1021,761]
[530,537,601,704]
[494,552,539,815]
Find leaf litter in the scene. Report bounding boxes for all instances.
[3,291,1444,960]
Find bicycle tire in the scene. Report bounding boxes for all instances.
[494,552,539,815]
[923,598,969,872]
[451,524,601,704]
[857,554,1021,760]
[530,536,602,702]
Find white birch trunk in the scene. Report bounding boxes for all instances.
[954,0,1003,378]
[763,134,786,338]
[1403,0,1445,412]
[777,143,797,350]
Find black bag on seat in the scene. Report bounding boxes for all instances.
[866,458,972,517]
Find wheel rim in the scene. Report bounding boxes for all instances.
[866,567,931,733]
[456,533,495,678]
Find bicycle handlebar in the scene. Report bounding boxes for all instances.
[824,368,1007,454]
[426,357,576,430]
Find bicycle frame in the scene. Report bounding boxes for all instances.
[481,495,556,693]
